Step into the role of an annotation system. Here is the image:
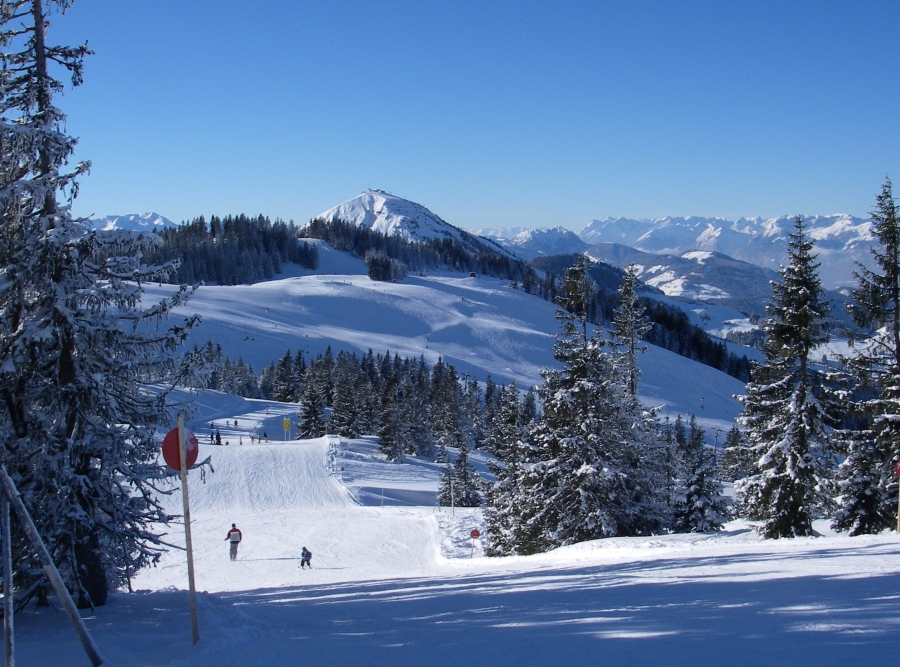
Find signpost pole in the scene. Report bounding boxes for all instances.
[177,416,200,645]
[469,529,480,559]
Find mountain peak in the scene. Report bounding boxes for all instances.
[315,190,462,244]
[89,212,177,232]
[314,190,515,258]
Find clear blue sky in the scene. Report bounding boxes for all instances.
[52,0,900,230]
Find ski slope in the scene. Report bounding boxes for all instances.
[11,392,900,666]
[136,438,442,593]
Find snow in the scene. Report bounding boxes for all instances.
[11,389,900,665]
[577,213,875,288]
[141,246,748,433]
[88,212,176,232]
[682,250,714,264]
[316,190,469,245]
[12,241,897,665]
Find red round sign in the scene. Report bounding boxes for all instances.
[162,428,199,471]
[894,461,900,477]
[470,529,481,539]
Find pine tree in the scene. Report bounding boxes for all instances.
[0,0,198,607]
[612,263,652,397]
[717,425,756,483]
[672,417,728,532]
[438,438,482,508]
[272,350,295,402]
[485,259,666,555]
[833,178,900,534]
[483,382,527,460]
[736,217,835,538]
[330,353,358,438]
[297,368,325,438]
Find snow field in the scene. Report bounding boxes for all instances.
[5,389,899,666]
[136,438,443,592]
[10,413,900,667]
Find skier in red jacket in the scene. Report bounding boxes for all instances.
[225,523,242,560]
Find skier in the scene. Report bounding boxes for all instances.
[225,523,242,561]
[300,547,312,569]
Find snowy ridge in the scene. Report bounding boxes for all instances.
[495,225,590,260]
[88,211,177,232]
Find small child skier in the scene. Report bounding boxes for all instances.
[300,547,312,569]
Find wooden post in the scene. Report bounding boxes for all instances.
[177,416,200,645]
[0,467,104,667]
[2,492,12,667]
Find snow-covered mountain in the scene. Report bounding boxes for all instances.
[578,214,872,289]
[585,243,779,315]
[487,226,590,261]
[315,190,512,257]
[88,212,177,232]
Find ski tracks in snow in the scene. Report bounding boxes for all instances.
[136,438,440,593]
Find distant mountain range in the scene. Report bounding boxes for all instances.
[99,195,871,323]
[477,214,874,290]
[584,243,780,315]
[88,212,177,232]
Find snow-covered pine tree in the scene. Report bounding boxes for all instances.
[397,360,434,457]
[329,352,359,438]
[833,178,900,534]
[429,358,466,454]
[488,257,666,554]
[612,263,653,397]
[297,368,325,438]
[717,425,756,483]
[272,350,296,402]
[736,217,836,538]
[483,381,535,555]
[0,0,199,607]
[482,382,527,460]
[437,437,482,508]
[672,417,728,532]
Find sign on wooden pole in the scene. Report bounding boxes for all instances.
[175,416,200,645]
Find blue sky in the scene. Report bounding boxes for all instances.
[52,1,900,230]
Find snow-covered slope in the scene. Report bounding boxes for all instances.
[88,212,177,232]
[14,391,900,666]
[315,190,512,257]
[143,239,746,429]
[585,242,780,315]
[491,226,590,260]
[578,214,872,289]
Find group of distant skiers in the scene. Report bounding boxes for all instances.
[209,422,268,446]
[225,523,312,568]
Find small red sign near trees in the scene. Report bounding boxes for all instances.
[470,529,481,539]
[894,461,900,477]
[162,428,199,471]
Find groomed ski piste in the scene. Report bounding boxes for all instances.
[12,389,900,667]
